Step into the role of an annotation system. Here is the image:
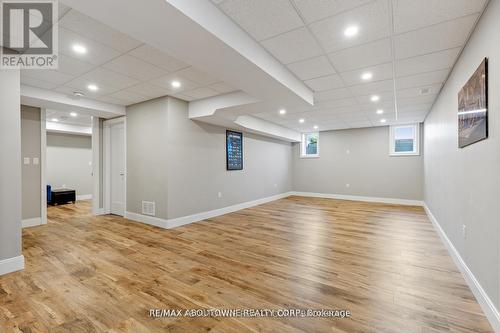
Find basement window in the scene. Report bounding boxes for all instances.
[301,132,319,158]
[390,124,420,156]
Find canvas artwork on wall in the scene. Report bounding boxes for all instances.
[458,58,488,148]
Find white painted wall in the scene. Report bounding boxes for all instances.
[46,132,93,198]
[424,0,500,322]
[0,70,23,266]
[293,126,423,200]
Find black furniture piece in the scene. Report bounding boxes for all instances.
[50,188,76,205]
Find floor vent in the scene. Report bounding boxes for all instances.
[142,201,156,216]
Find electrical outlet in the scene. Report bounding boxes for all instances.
[274,183,278,188]
[346,149,350,155]
[462,224,467,239]
[217,192,222,198]
[345,184,350,188]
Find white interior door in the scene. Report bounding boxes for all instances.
[110,122,125,216]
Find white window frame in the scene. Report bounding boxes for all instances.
[300,132,320,158]
[389,123,420,156]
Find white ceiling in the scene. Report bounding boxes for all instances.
[46,109,92,126]
[20,3,237,106]
[212,0,488,131]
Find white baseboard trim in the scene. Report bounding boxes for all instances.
[93,208,106,216]
[290,191,424,206]
[125,192,293,229]
[77,194,93,201]
[423,203,500,333]
[0,255,25,276]
[22,217,42,228]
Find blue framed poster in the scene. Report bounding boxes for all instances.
[226,130,243,170]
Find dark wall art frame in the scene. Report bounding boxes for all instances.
[458,57,488,148]
[226,130,243,171]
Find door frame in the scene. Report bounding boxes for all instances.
[103,117,126,215]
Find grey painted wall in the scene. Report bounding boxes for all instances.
[0,70,22,261]
[293,126,423,200]
[126,97,169,219]
[21,106,41,220]
[125,96,292,220]
[166,97,292,219]
[47,132,93,197]
[424,0,500,312]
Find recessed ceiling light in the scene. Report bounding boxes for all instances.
[376,109,384,115]
[299,118,305,123]
[51,118,58,122]
[380,119,387,123]
[361,72,373,81]
[72,44,87,54]
[87,84,98,91]
[73,91,85,97]
[70,112,78,117]
[344,25,359,38]
[371,95,380,102]
[171,80,181,88]
[279,109,286,115]
[313,125,319,130]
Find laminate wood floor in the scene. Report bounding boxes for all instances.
[0,197,493,333]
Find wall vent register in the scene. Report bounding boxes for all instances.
[142,201,156,216]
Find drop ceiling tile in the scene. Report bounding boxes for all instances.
[103,54,168,81]
[22,69,73,85]
[175,67,219,85]
[316,97,359,109]
[20,76,58,90]
[394,14,478,60]
[315,87,353,102]
[396,69,449,89]
[219,0,304,41]
[150,73,199,92]
[94,96,126,105]
[77,68,139,90]
[349,79,394,96]
[208,82,237,94]
[393,0,487,33]
[128,45,190,72]
[59,9,142,52]
[309,0,391,53]
[59,28,120,66]
[344,120,373,128]
[292,0,373,24]
[356,90,394,105]
[398,94,437,106]
[397,103,433,113]
[396,83,442,99]
[106,90,150,105]
[304,74,343,91]
[340,62,393,86]
[53,85,83,96]
[287,56,335,81]
[58,3,71,19]
[182,87,220,99]
[124,83,170,99]
[328,38,392,72]
[396,47,461,77]
[56,82,118,97]
[261,27,323,64]
[171,93,197,102]
[57,54,94,76]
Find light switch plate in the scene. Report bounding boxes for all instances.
[23,157,30,165]
[33,157,39,165]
